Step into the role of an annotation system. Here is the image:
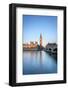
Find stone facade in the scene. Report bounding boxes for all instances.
[23,41,38,49]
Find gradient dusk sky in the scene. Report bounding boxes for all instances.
[23,15,57,46]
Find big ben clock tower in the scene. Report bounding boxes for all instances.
[40,33,42,48]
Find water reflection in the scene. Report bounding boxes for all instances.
[23,51,57,75]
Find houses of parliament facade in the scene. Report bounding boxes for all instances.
[23,34,42,50]
[23,33,57,54]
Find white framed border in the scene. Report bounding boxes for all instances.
[16,7,64,83]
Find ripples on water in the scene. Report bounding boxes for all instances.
[23,51,57,75]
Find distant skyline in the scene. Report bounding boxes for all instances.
[23,15,57,46]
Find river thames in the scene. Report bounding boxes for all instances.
[23,51,57,75]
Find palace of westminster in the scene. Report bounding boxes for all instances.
[23,34,42,49]
[23,34,57,54]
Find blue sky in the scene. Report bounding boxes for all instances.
[23,15,57,46]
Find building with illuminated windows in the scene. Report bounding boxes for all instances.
[23,34,43,50]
